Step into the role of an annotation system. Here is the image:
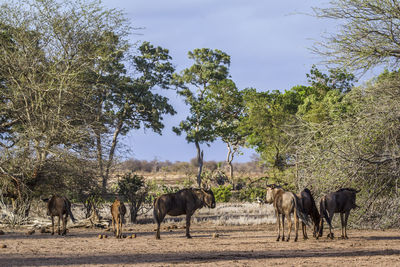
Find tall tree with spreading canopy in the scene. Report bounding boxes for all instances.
[0,0,176,204]
[173,48,231,187]
[209,79,245,186]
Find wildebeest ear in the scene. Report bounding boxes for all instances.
[201,182,210,191]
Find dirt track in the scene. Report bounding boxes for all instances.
[0,224,399,266]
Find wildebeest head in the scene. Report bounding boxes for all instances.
[201,189,216,209]
[265,184,281,204]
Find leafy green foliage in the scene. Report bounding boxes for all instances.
[117,173,145,199]
[212,185,232,202]
[172,48,236,186]
[238,187,265,202]
[241,66,355,169]
[117,172,149,223]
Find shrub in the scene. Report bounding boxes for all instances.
[212,185,232,202]
[117,172,150,223]
[239,187,266,202]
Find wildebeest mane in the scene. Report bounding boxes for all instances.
[336,188,359,193]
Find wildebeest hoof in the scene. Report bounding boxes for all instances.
[186,235,192,239]
[51,232,54,235]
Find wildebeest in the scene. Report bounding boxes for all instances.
[265,184,309,242]
[43,195,76,236]
[318,188,360,239]
[110,198,126,238]
[153,188,216,239]
[297,188,320,239]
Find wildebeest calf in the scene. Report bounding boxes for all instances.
[110,198,126,238]
[153,188,216,239]
[43,195,76,236]
[319,188,360,239]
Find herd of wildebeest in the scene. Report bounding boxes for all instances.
[42,185,359,242]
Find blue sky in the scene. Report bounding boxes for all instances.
[99,0,345,163]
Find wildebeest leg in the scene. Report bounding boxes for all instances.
[51,216,55,235]
[294,213,299,242]
[57,214,61,235]
[340,212,345,239]
[281,214,286,242]
[344,211,350,239]
[275,211,281,241]
[327,210,334,239]
[62,214,67,236]
[286,213,292,242]
[302,222,308,240]
[155,212,165,240]
[116,217,121,238]
[313,224,317,238]
[119,214,123,238]
[112,215,116,236]
[156,221,161,239]
[186,214,192,238]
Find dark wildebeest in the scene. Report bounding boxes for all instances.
[297,188,320,239]
[318,188,360,239]
[265,184,310,242]
[110,198,126,238]
[43,195,76,236]
[153,188,216,239]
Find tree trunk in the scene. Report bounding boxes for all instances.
[103,119,123,192]
[130,205,138,224]
[226,143,235,189]
[195,141,204,188]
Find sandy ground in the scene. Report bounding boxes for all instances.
[0,224,399,267]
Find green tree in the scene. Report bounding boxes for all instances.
[296,70,400,227]
[209,79,246,185]
[0,0,129,194]
[241,66,354,172]
[241,88,297,170]
[173,48,231,187]
[117,173,149,223]
[89,40,176,192]
[0,0,175,208]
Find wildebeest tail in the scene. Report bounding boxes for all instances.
[153,197,161,224]
[294,195,310,226]
[319,197,331,228]
[64,198,76,223]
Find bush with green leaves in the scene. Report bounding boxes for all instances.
[212,185,232,202]
[117,173,150,223]
[238,187,265,202]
